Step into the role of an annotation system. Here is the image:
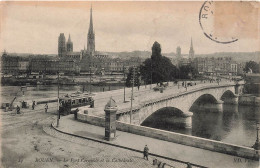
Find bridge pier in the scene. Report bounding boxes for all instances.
[224,96,239,105]
[215,100,224,112]
[164,112,193,129]
[182,111,193,128]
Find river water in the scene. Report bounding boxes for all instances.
[142,103,260,147]
[1,85,259,147]
[0,84,123,103]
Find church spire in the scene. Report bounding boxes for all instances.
[88,5,94,35]
[68,34,71,42]
[87,5,95,55]
[190,37,193,49]
[189,37,194,59]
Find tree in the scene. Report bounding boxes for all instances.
[244,61,260,73]
[140,41,178,84]
[179,64,198,79]
[126,67,141,87]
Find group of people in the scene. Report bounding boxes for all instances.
[16,101,48,114]
[143,145,192,167]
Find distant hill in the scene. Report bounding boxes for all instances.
[2,51,259,63]
[104,50,152,59]
[106,51,260,63]
[196,52,260,63]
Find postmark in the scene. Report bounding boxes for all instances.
[199,1,239,44]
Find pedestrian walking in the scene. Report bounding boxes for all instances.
[22,101,25,108]
[143,145,149,160]
[45,103,48,113]
[16,105,20,114]
[186,162,192,168]
[32,101,36,110]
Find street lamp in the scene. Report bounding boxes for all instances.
[253,121,260,150]
[150,60,152,89]
[123,65,126,103]
[56,66,60,127]
[89,67,92,94]
[130,66,136,124]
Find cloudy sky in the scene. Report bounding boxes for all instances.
[0,1,259,55]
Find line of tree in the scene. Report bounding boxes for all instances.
[140,42,178,85]
[244,61,260,73]
[125,41,198,87]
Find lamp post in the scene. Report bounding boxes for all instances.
[150,60,152,89]
[56,70,60,127]
[89,67,92,94]
[89,52,92,94]
[253,121,260,150]
[123,65,126,103]
[130,66,136,124]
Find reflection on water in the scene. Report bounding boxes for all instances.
[142,103,260,147]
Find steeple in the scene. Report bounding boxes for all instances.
[190,37,193,49]
[87,5,95,55]
[189,37,194,59]
[66,33,73,52]
[68,34,71,42]
[88,5,94,35]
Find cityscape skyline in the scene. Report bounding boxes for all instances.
[0,1,259,55]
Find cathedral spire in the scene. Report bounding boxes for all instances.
[189,37,194,59]
[87,5,95,55]
[88,5,94,35]
[190,37,193,49]
[68,34,71,42]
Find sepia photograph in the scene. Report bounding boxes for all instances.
[0,1,259,168]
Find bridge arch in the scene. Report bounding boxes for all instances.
[140,107,192,128]
[220,90,236,102]
[189,94,219,112]
[117,83,242,126]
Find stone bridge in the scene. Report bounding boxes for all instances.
[116,81,244,127]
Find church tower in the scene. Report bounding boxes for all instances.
[87,6,95,56]
[58,33,66,57]
[66,34,73,52]
[189,37,194,59]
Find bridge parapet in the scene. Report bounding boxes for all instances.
[116,82,241,126]
[117,82,239,115]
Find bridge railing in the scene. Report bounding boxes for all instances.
[116,81,238,115]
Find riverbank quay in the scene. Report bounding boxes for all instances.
[1,111,168,168]
[53,115,259,168]
[239,94,260,106]
[3,79,239,116]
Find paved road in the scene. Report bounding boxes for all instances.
[1,106,184,168]
[55,115,259,168]
[86,79,238,117]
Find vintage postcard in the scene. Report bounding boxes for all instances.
[0,1,259,168]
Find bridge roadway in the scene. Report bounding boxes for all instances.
[86,79,243,124]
